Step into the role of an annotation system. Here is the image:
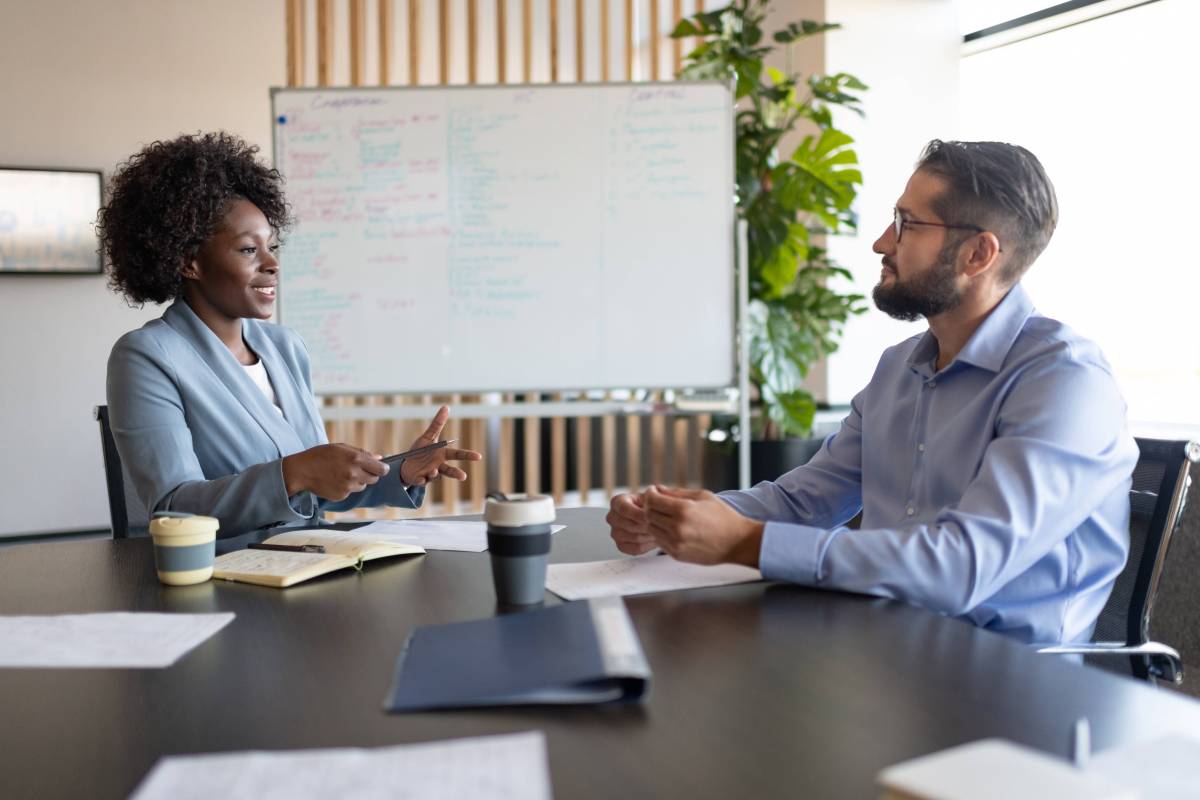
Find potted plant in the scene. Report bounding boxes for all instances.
[672,1,868,486]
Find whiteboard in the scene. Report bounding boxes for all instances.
[272,83,734,394]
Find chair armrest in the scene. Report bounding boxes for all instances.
[1036,641,1184,684]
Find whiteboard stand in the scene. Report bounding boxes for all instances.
[737,220,751,490]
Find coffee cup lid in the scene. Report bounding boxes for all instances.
[150,514,219,537]
[484,494,555,527]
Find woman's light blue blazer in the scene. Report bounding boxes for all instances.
[106,299,423,538]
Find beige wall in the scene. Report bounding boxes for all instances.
[0,0,284,536]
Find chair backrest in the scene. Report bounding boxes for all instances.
[1089,437,1197,678]
[93,405,148,539]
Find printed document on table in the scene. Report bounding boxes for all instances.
[130,730,551,800]
[1090,733,1200,800]
[0,612,235,668]
[546,555,760,600]
[355,520,564,553]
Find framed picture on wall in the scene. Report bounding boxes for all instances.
[0,166,103,275]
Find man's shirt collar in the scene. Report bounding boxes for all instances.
[906,283,1036,377]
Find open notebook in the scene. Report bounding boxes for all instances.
[212,530,424,588]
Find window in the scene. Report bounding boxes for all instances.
[958,0,1200,424]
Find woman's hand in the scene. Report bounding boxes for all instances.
[282,443,390,501]
[399,406,483,486]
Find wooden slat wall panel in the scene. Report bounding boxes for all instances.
[672,0,682,75]
[602,408,616,497]
[441,393,460,514]
[349,0,365,85]
[696,412,710,489]
[576,415,591,505]
[286,0,306,87]
[408,0,420,84]
[624,0,634,80]
[575,0,585,81]
[438,0,450,85]
[601,0,610,81]
[497,0,507,83]
[626,414,641,491]
[469,416,487,508]
[467,0,478,84]
[317,0,335,86]
[649,0,659,80]
[522,0,532,82]
[673,416,689,486]
[524,393,541,495]
[499,395,515,494]
[418,393,435,516]
[549,0,559,83]
[551,395,566,505]
[379,0,393,84]
[650,392,666,486]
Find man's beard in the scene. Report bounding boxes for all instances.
[872,240,964,322]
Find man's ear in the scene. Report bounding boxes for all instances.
[960,231,1002,279]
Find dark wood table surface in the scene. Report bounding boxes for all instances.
[2,507,1199,799]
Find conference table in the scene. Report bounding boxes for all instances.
[2,507,1199,799]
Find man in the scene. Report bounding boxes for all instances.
[608,140,1137,645]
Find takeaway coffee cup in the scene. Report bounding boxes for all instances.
[485,493,555,606]
[149,512,219,586]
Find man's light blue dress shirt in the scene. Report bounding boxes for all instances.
[721,285,1138,645]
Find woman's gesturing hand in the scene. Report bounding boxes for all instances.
[398,406,483,487]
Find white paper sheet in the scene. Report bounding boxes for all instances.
[546,555,761,600]
[877,739,1134,800]
[130,730,552,800]
[355,520,564,553]
[1090,733,1200,799]
[0,612,235,668]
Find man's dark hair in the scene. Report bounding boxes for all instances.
[97,132,293,305]
[916,140,1058,285]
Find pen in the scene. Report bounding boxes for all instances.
[247,543,327,554]
[381,438,457,465]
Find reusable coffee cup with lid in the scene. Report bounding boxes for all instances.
[149,512,219,586]
[485,493,555,606]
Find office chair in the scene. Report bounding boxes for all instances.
[1038,437,1198,684]
[93,405,148,539]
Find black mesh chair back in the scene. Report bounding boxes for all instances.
[93,405,149,539]
[1087,437,1196,681]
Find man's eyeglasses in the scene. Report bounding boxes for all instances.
[893,208,987,245]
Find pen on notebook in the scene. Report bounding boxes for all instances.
[381,438,457,465]
[247,543,326,554]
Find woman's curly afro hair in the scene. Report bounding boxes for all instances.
[98,132,293,304]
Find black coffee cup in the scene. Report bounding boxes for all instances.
[485,494,556,606]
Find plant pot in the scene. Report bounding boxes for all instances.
[702,437,825,492]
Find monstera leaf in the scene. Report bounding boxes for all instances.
[673,0,868,439]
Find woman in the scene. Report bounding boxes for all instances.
[101,132,479,539]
